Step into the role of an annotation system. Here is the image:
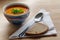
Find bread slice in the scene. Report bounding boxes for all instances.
[26,23,48,35]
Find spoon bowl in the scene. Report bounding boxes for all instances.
[35,13,43,22]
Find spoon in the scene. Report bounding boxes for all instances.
[19,12,43,37]
[35,12,43,22]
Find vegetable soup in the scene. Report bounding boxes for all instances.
[5,5,28,16]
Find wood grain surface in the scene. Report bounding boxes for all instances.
[0,0,60,40]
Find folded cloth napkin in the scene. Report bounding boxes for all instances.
[9,9,57,39]
[38,9,57,35]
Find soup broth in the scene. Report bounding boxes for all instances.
[5,6,28,16]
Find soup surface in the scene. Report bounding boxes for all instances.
[5,6,28,16]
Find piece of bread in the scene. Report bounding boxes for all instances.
[26,23,48,35]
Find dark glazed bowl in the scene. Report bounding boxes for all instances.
[3,3,30,25]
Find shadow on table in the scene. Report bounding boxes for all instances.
[9,35,57,40]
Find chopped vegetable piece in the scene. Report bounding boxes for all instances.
[12,8,24,14]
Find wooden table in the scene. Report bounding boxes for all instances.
[0,0,60,40]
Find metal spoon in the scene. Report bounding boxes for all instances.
[19,13,43,37]
[35,12,43,22]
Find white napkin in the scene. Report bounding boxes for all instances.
[9,9,57,39]
[38,9,57,35]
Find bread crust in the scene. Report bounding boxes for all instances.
[26,23,48,35]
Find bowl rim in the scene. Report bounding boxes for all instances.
[3,2,30,17]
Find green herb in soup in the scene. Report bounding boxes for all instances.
[12,8,24,14]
